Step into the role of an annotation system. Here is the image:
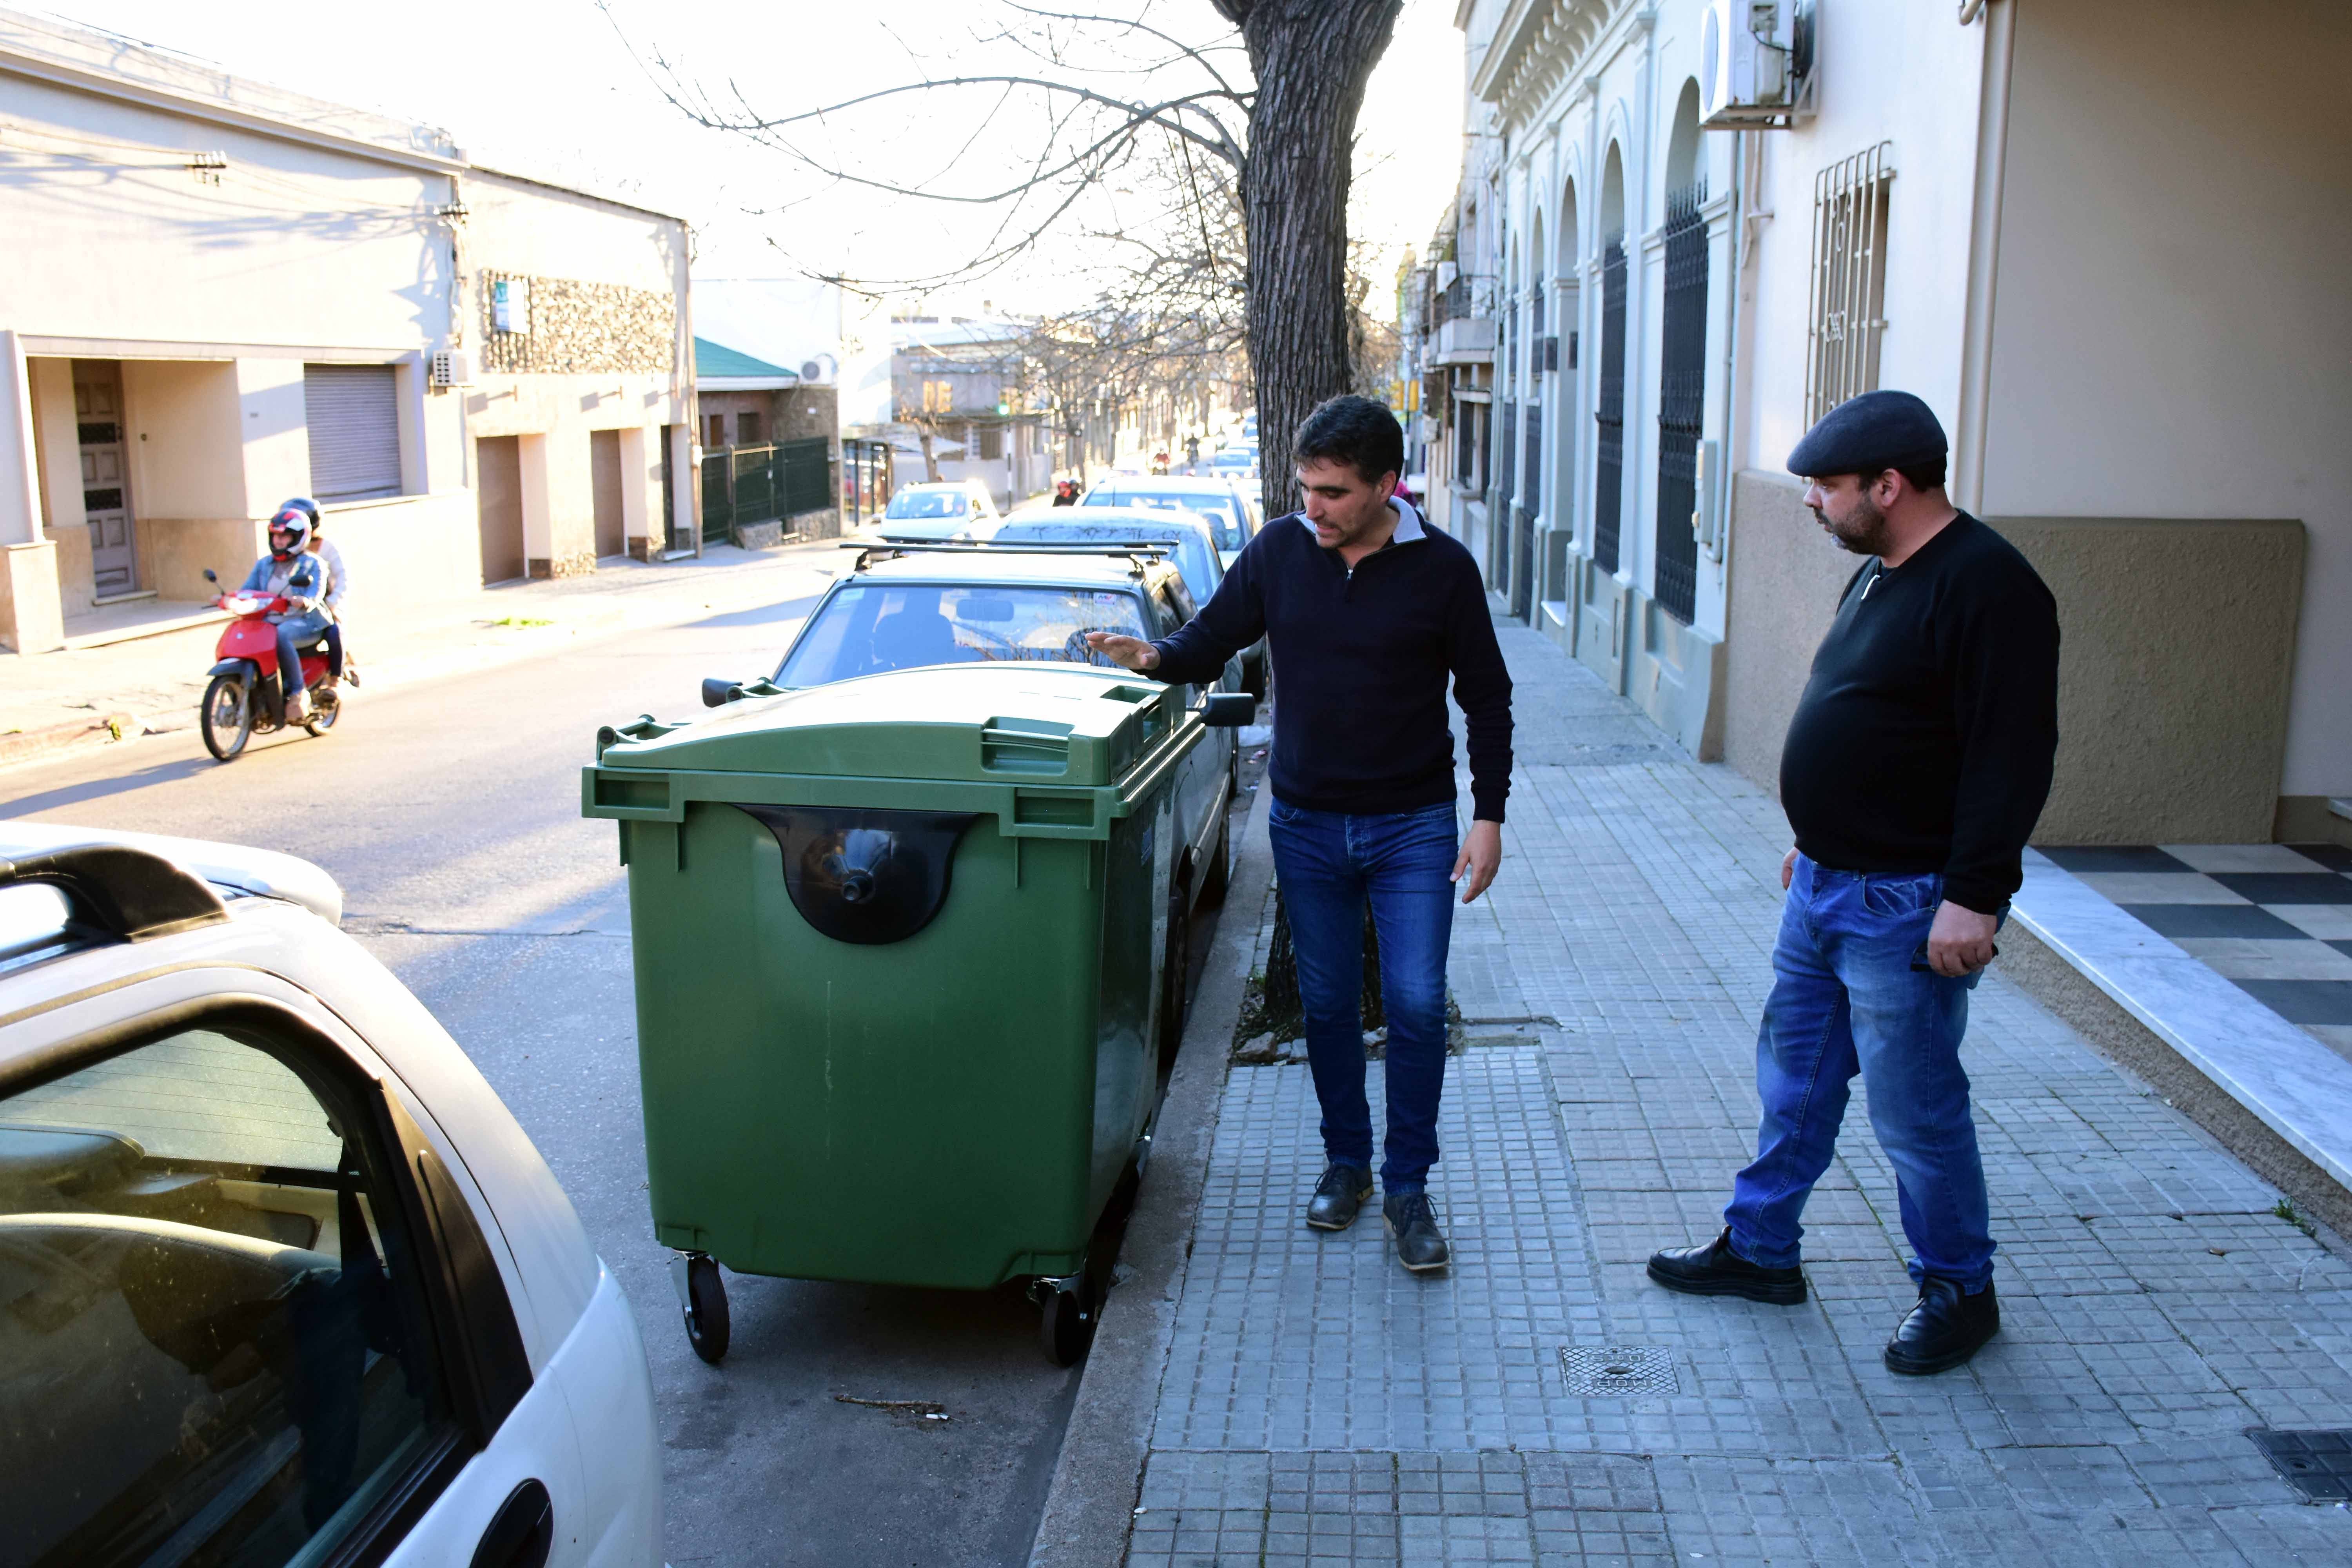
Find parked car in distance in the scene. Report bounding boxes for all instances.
[873,479,1002,541]
[0,822,662,1568]
[1239,412,1258,441]
[751,544,1240,934]
[1208,446,1257,483]
[1080,475,1265,569]
[1034,499,1267,697]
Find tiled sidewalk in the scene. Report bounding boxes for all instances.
[1126,626,2352,1566]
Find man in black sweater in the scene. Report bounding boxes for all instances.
[1087,396,1512,1273]
[1648,390,2058,1375]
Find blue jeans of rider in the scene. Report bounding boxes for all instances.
[269,610,330,711]
[1267,797,1456,1196]
[1724,853,1998,1291]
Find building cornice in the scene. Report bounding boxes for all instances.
[1469,0,1622,132]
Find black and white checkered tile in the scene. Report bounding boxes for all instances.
[2037,842,2352,1060]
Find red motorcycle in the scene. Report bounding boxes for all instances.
[197,568,349,760]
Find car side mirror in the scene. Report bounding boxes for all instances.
[1196,692,1253,727]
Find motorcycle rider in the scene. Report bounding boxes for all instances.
[238,505,331,725]
[277,496,349,687]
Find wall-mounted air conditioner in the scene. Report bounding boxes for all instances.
[430,350,474,390]
[1700,0,1815,129]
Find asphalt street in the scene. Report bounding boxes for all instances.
[0,581,1249,1567]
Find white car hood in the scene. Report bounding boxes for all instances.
[0,820,343,923]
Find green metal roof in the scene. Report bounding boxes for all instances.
[694,336,797,380]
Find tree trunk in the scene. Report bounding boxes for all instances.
[1227,0,1404,518]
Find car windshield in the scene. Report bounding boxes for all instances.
[1082,490,1247,555]
[775,583,1148,686]
[995,519,1219,602]
[884,490,965,520]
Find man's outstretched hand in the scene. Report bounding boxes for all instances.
[1452,819,1502,904]
[1082,632,1158,671]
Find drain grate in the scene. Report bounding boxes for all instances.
[1559,1345,1679,1397]
[2248,1427,2352,1501]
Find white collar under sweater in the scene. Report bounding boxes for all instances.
[1296,494,1426,546]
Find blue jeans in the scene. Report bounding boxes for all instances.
[270,610,330,708]
[1724,853,1998,1291]
[1267,797,1456,1194]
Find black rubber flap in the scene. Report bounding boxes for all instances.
[737,805,979,946]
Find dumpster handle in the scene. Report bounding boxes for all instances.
[595,714,685,761]
[1111,721,1200,815]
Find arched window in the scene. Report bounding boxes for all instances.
[1655,80,1708,624]
[1594,144,1628,574]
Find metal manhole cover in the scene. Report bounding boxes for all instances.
[1559,1345,1678,1397]
[2249,1427,2352,1501]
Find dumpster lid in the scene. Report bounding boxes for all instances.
[596,664,1185,788]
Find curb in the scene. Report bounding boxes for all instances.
[0,712,139,769]
[1025,784,1270,1568]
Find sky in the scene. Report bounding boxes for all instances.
[40,0,1466,321]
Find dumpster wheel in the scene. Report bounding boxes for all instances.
[680,1253,730,1364]
[1037,1273,1097,1367]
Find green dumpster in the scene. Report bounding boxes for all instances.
[581,662,1206,1365]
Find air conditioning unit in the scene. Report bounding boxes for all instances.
[429,349,474,390]
[1700,0,1815,129]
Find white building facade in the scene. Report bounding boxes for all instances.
[0,11,698,652]
[1425,0,2351,847]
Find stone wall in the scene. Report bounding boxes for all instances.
[479,271,676,376]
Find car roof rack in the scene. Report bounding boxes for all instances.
[841,539,1174,573]
[0,843,230,942]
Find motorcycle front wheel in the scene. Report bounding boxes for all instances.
[200,673,252,761]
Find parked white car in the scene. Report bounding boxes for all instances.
[0,822,662,1568]
[873,479,1003,541]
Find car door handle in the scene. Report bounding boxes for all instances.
[471,1479,554,1568]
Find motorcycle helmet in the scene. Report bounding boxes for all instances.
[277,496,321,526]
[268,506,313,561]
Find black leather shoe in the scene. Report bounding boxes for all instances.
[1305,1163,1373,1231]
[1383,1192,1450,1272]
[1646,1229,1807,1305]
[1884,1278,1998,1375]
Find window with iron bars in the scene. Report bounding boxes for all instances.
[1654,182,1709,626]
[1593,235,1628,573]
[1804,142,1893,426]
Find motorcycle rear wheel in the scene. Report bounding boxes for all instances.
[200,673,252,761]
[303,690,339,737]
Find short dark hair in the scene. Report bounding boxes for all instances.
[1877,455,1947,492]
[1294,395,1403,486]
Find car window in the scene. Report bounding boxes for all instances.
[2,1025,454,1566]
[884,490,964,520]
[993,520,1218,605]
[775,583,1149,686]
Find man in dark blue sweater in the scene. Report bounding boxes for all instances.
[1087,395,1513,1272]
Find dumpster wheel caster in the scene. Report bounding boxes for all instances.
[680,1253,730,1365]
[1038,1274,1095,1367]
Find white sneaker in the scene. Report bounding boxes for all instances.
[285,693,312,725]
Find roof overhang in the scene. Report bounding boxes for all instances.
[698,376,800,392]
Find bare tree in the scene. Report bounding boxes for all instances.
[624,0,1404,516]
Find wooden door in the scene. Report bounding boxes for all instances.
[74,365,136,597]
[590,429,624,558]
[476,436,524,583]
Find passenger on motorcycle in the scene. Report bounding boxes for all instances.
[240,506,331,724]
[276,496,348,686]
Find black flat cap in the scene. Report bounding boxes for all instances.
[1786,390,1947,478]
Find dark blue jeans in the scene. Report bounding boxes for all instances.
[1724,853,1998,1291]
[1267,796,1456,1194]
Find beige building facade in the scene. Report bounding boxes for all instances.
[1422,0,2350,846]
[0,10,698,652]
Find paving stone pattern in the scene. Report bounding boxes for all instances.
[1127,627,2352,1566]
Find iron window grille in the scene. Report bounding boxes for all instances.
[1654,182,1709,626]
[1593,235,1628,573]
[1804,142,1894,426]
[1496,402,1517,509]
